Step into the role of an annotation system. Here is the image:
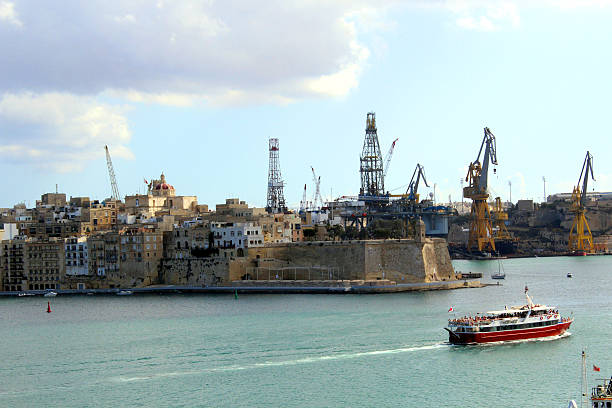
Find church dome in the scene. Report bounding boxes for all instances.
[155,183,174,190]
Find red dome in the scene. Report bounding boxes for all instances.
[155,183,174,190]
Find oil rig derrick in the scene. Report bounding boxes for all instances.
[463,127,498,253]
[266,138,287,214]
[359,112,385,199]
[568,151,595,253]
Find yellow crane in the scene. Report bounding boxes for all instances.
[568,151,595,253]
[492,196,511,240]
[463,128,498,253]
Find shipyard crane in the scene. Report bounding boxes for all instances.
[311,167,323,210]
[492,197,511,240]
[463,127,498,252]
[568,151,595,253]
[383,138,399,178]
[104,145,121,201]
[300,184,307,212]
[405,163,429,204]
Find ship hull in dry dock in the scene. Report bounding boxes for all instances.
[447,320,572,345]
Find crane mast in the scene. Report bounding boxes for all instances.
[464,127,498,253]
[569,151,595,253]
[104,145,120,201]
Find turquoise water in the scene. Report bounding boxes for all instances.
[1,256,611,407]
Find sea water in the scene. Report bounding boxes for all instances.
[1,256,610,407]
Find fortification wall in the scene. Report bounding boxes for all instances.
[161,258,232,286]
[240,238,455,284]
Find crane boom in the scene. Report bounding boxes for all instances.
[406,163,429,202]
[477,127,497,192]
[569,151,595,253]
[578,151,594,207]
[311,167,322,210]
[104,145,120,201]
[383,138,398,178]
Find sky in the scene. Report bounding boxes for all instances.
[1,0,611,209]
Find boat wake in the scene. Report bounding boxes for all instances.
[213,342,448,372]
[111,343,448,382]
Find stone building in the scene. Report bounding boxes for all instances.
[24,238,65,290]
[1,238,26,291]
[211,221,264,257]
[65,237,88,275]
[124,173,198,217]
[82,200,118,232]
[40,193,67,207]
[118,226,163,286]
[166,220,211,259]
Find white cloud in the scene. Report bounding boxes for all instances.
[0,1,21,26]
[445,0,520,31]
[0,1,388,105]
[0,93,133,172]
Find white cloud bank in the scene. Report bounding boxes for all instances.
[0,1,388,171]
[2,0,610,173]
[0,93,132,172]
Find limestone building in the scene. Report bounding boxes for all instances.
[24,239,65,290]
[1,238,26,291]
[65,237,88,275]
[124,173,198,217]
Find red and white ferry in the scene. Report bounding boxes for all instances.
[445,287,573,345]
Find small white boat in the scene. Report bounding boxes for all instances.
[18,292,34,297]
[43,291,57,297]
[116,290,133,296]
[567,272,573,278]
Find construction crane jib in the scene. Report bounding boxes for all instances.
[311,166,323,210]
[383,138,399,178]
[464,127,498,253]
[104,145,121,202]
[568,151,595,253]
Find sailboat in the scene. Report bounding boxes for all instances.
[491,260,506,280]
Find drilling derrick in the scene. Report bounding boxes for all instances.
[492,197,511,240]
[266,138,287,214]
[359,112,385,198]
[568,151,595,253]
[463,127,498,253]
[104,145,121,201]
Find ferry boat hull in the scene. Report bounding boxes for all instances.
[446,319,572,345]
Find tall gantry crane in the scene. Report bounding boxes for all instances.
[405,163,429,204]
[104,145,120,201]
[311,167,323,210]
[568,151,595,253]
[463,127,498,252]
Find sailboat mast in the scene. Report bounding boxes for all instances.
[582,350,586,408]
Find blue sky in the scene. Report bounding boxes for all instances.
[0,1,611,208]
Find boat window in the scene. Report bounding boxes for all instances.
[607,401,610,408]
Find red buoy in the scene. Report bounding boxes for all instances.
[47,301,51,313]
